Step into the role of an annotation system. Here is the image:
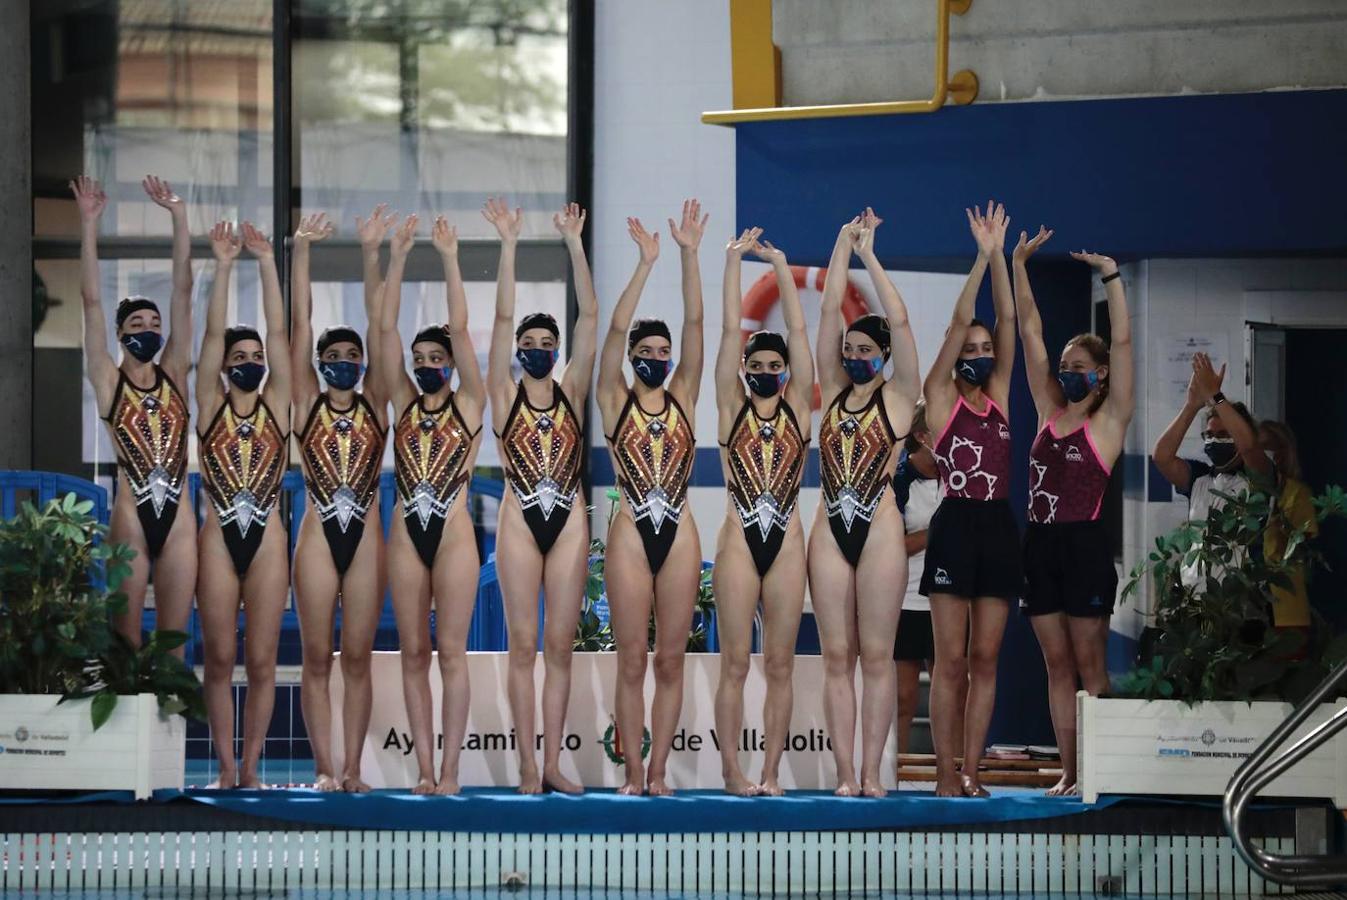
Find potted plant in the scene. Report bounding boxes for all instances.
[1078,482,1347,803]
[0,493,204,798]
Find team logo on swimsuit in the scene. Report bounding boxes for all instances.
[600,720,652,765]
[933,567,952,586]
[1065,444,1084,463]
[998,423,1011,441]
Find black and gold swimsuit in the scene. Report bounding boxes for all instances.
[498,381,583,555]
[103,366,190,560]
[721,397,806,576]
[819,386,897,567]
[199,397,287,575]
[298,392,386,575]
[606,390,695,575]
[392,392,478,568]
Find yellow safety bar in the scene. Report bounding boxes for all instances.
[702,0,978,125]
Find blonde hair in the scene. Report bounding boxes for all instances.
[1258,419,1302,481]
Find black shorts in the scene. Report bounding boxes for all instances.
[1021,519,1118,618]
[919,498,1023,600]
[893,609,935,662]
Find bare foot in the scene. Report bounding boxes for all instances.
[237,773,270,790]
[960,774,990,798]
[314,773,341,792]
[411,777,436,796]
[860,778,887,798]
[647,773,674,796]
[758,776,785,797]
[1045,775,1079,797]
[517,766,544,795]
[342,775,372,794]
[433,777,461,796]
[542,767,585,795]
[203,772,237,790]
[933,774,963,797]
[834,780,862,797]
[616,779,645,796]
[723,773,760,797]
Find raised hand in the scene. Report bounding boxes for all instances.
[71,175,108,223]
[553,202,586,243]
[669,198,709,250]
[240,221,274,259]
[628,217,660,265]
[209,221,242,262]
[968,200,1009,257]
[295,211,335,245]
[390,213,418,258]
[356,203,398,250]
[726,226,762,258]
[142,175,184,214]
[481,197,524,243]
[750,237,787,266]
[1191,351,1225,404]
[431,215,458,256]
[1070,249,1119,276]
[1014,225,1053,263]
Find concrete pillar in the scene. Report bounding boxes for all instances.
[0,1,31,470]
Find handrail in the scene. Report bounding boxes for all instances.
[1222,656,1347,886]
[702,0,978,125]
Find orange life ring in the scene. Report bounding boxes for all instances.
[739,265,870,408]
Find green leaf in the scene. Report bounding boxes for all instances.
[90,691,117,730]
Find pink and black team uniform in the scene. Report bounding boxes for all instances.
[1020,411,1116,617]
[920,396,1022,601]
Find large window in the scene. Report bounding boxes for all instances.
[31,0,581,478]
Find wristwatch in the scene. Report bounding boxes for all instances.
[1209,391,1227,408]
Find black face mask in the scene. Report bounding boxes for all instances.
[227,362,266,392]
[745,371,786,398]
[1204,437,1238,470]
[121,331,162,363]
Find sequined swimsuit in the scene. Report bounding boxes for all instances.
[392,393,478,568]
[298,392,386,575]
[818,386,898,567]
[199,397,287,574]
[102,366,190,560]
[498,381,583,555]
[606,391,695,574]
[721,398,807,576]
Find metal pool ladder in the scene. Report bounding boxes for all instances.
[1224,657,1347,886]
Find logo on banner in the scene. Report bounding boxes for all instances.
[601,721,651,765]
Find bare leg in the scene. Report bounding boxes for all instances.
[497,506,546,794]
[855,526,905,798]
[1062,614,1112,797]
[293,517,341,791]
[1031,612,1078,795]
[960,597,1010,798]
[895,661,922,759]
[538,507,588,794]
[238,524,288,788]
[429,511,480,795]
[108,494,150,647]
[150,499,199,659]
[336,515,385,793]
[712,521,761,796]
[604,513,654,795]
[388,513,435,793]
[197,521,242,788]
[646,519,701,797]
[929,595,971,797]
[757,524,805,796]
[807,518,860,796]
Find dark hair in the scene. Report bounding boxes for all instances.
[743,330,787,363]
[516,312,559,341]
[413,324,453,355]
[904,399,929,455]
[967,317,992,337]
[845,314,890,358]
[1063,332,1110,412]
[1206,398,1255,431]
[628,318,671,352]
[316,325,364,355]
[1259,419,1301,481]
[116,296,160,330]
[223,325,262,355]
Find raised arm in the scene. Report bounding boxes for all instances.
[1072,250,1133,426]
[433,215,485,415]
[197,221,241,417]
[980,202,1015,402]
[817,218,859,397]
[923,207,992,411]
[482,197,524,420]
[753,238,814,415]
[598,218,659,418]
[379,214,418,412]
[1152,367,1205,493]
[240,222,290,424]
[71,176,118,411]
[143,176,194,380]
[853,208,919,404]
[556,203,598,407]
[1012,226,1062,420]
[668,199,708,407]
[1190,351,1271,476]
[717,228,762,418]
[290,212,334,408]
[356,204,399,406]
